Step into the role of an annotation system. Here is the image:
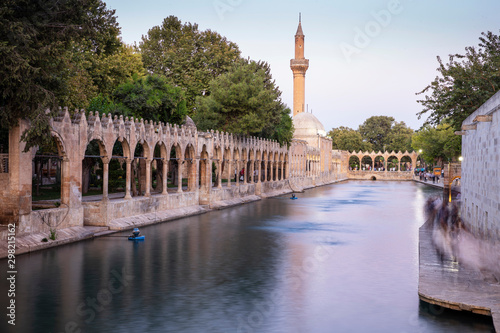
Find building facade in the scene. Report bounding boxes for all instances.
[460,90,500,242]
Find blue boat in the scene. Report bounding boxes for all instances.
[128,235,145,241]
[290,194,298,200]
[128,228,145,241]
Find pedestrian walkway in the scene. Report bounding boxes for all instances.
[413,177,445,189]
[0,226,109,258]
[418,219,500,331]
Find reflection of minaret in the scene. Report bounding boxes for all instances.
[290,13,309,117]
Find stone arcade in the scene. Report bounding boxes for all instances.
[0,108,346,238]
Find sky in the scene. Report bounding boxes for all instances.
[106,0,500,132]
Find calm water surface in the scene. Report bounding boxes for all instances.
[0,181,494,332]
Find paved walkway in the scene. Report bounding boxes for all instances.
[0,226,110,258]
[418,219,500,331]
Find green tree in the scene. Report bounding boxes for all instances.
[0,0,120,149]
[112,75,187,125]
[327,126,372,152]
[140,16,241,112]
[358,116,395,152]
[411,123,461,165]
[193,59,293,145]
[385,121,414,152]
[417,30,500,131]
[62,41,145,111]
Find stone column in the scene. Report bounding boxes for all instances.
[145,159,151,197]
[61,157,70,205]
[102,158,109,201]
[272,162,275,181]
[125,159,132,199]
[235,160,240,186]
[249,159,254,183]
[263,160,268,182]
[281,161,284,180]
[162,158,168,195]
[257,160,262,183]
[243,160,247,184]
[177,159,183,193]
[217,160,222,188]
[226,159,232,187]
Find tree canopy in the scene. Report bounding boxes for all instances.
[111,75,187,125]
[0,0,122,149]
[328,116,414,153]
[417,30,500,131]
[357,116,414,152]
[140,16,241,112]
[193,59,293,145]
[411,123,461,165]
[327,126,372,152]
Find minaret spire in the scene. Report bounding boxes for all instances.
[290,15,309,117]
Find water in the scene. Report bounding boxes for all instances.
[0,181,494,332]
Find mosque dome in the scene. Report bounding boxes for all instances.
[293,112,326,137]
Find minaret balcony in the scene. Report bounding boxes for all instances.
[290,59,309,72]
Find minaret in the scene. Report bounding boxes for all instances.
[290,14,309,117]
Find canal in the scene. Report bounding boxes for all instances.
[0,181,494,332]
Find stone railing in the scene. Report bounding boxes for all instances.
[0,154,7,173]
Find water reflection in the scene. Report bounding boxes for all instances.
[0,181,494,332]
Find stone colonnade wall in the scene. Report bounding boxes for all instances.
[346,151,418,180]
[347,151,418,171]
[460,90,500,242]
[3,108,344,235]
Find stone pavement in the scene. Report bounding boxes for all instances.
[0,226,109,259]
[418,219,500,331]
[413,177,445,189]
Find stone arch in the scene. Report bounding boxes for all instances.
[261,150,268,182]
[374,155,384,171]
[273,152,279,181]
[106,139,126,197]
[169,142,183,193]
[223,147,233,186]
[199,144,210,202]
[349,155,360,170]
[32,133,66,208]
[213,145,222,188]
[387,155,399,171]
[82,138,108,199]
[131,140,151,196]
[400,155,412,171]
[254,149,261,183]
[50,130,68,159]
[361,155,373,171]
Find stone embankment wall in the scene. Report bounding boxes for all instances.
[460,90,500,242]
[347,170,414,181]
